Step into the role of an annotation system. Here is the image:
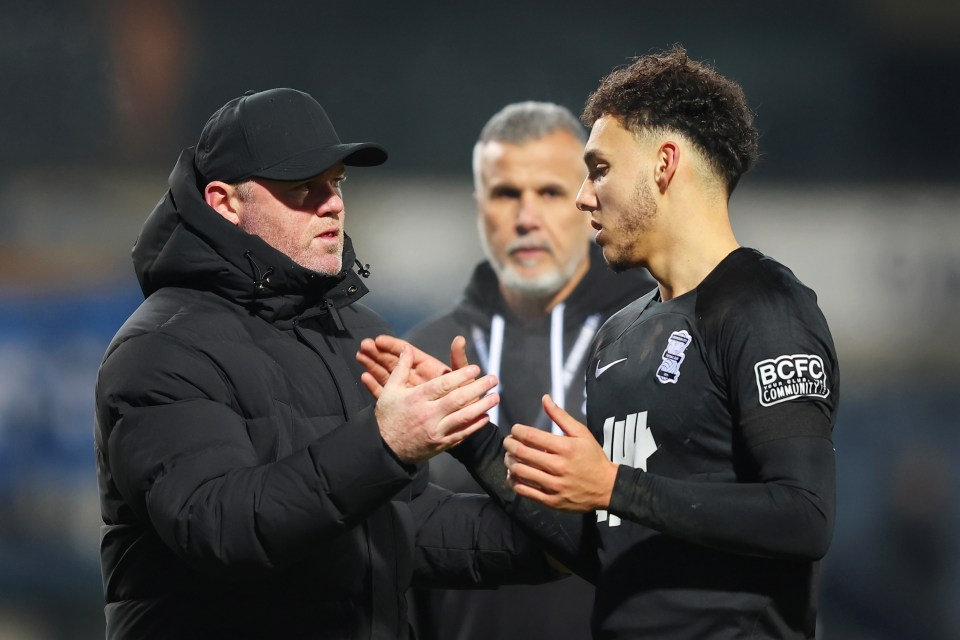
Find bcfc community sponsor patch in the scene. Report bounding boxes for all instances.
[754,354,830,407]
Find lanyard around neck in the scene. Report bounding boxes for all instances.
[472,304,601,432]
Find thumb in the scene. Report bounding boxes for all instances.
[385,345,414,390]
[542,394,588,437]
[450,335,470,371]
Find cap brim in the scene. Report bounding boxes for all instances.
[252,142,388,181]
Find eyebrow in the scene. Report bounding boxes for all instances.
[583,149,602,166]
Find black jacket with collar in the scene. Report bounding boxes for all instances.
[94,149,553,639]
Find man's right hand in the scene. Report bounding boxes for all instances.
[372,345,499,464]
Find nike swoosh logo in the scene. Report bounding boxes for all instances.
[596,357,628,378]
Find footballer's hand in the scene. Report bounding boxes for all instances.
[504,394,618,512]
[374,345,500,464]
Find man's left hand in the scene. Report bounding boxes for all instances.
[357,335,469,398]
[504,394,618,513]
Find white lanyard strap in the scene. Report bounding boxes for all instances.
[550,307,601,434]
[473,308,601,434]
[471,314,505,426]
[550,304,566,413]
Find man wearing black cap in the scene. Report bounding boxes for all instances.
[94,88,557,639]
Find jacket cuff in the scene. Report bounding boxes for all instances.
[307,405,416,515]
[447,422,502,466]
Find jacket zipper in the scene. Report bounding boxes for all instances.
[292,318,349,421]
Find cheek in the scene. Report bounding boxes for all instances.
[482,212,513,247]
[547,207,590,241]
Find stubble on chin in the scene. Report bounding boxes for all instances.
[605,180,657,273]
[605,254,632,273]
[285,232,344,276]
[306,242,344,277]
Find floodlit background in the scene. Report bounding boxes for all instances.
[2,1,958,638]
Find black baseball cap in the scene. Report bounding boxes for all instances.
[194,88,387,183]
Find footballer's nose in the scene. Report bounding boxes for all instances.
[576,179,597,213]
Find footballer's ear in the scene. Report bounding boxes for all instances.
[204,181,241,225]
[655,140,680,193]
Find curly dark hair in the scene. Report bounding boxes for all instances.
[582,44,759,194]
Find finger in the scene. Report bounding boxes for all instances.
[356,349,391,385]
[430,410,494,455]
[358,338,400,373]
[504,435,562,474]
[512,477,559,507]
[434,373,499,413]
[510,423,566,453]
[442,413,490,447]
[360,371,383,400]
[450,335,470,370]
[541,394,591,438]
[423,365,484,401]
[384,345,414,391]
[374,334,410,358]
[508,459,560,491]
[503,433,525,459]
[503,445,520,471]
[508,459,553,493]
[507,470,539,493]
[409,346,452,380]
[435,390,500,439]
[506,467,525,491]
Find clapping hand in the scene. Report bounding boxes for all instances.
[358,337,496,464]
[357,335,469,394]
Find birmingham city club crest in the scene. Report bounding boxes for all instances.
[656,330,692,384]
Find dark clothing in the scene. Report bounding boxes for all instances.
[406,252,653,640]
[94,148,553,640]
[451,248,840,639]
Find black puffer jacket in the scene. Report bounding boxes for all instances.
[94,148,553,640]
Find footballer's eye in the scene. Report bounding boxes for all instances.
[588,165,608,181]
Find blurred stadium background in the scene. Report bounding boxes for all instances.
[1,1,958,638]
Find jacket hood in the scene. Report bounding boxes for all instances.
[455,245,653,328]
[132,147,370,325]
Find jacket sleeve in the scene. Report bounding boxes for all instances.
[447,423,600,582]
[610,432,835,560]
[408,476,564,589]
[97,331,416,577]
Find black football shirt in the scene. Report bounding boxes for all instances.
[584,247,839,639]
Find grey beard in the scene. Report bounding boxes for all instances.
[496,264,570,299]
[478,219,585,301]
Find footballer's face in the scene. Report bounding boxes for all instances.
[576,116,659,273]
[476,130,593,300]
